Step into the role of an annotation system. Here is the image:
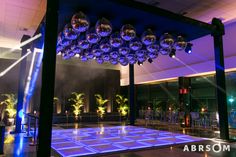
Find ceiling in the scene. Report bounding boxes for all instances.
[1,0,236,51]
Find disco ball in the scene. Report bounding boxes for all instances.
[110,51,120,59]
[102,53,110,61]
[174,36,187,51]
[129,58,137,64]
[147,51,158,59]
[96,18,112,37]
[147,44,159,53]
[118,56,127,63]
[58,32,71,47]
[100,39,112,52]
[71,12,90,32]
[120,24,136,41]
[73,47,82,54]
[141,29,156,45]
[159,33,174,48]
[119,47,130,56]
[120,60,128,66]
[56,45,64,54]
[110,32,123,48]
[86,28,101,44]
[96,57,104,64]
[129,38,142,51]
[110,59,118,65]
[135,50,146,57]
[137,56,147,63]
[126,53,136,60]
[80,55,88,62]
[78,40,90,49]
[159,47,171,55]
[63,24,78,40]
[86,52,94,59]
[62,53,71,60]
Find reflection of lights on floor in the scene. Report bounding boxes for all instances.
[51,126,204,157]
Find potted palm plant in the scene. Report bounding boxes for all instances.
[0,94,17,125]
[95,94,109,120]
[115,94,129,122]
[68,92,85,121]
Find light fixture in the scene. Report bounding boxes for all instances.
[185,43,193,54]
[58,12,193,66]
[169,49,176,58]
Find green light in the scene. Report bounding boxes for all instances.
[229,98,234,103]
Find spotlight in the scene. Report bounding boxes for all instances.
[148,58,153,63]
[185,43,192,54]
[169,49,176,58]
[137,61,143,66]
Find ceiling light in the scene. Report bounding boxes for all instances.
[185,43,193,54]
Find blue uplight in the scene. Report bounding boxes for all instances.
[18,109,24,119]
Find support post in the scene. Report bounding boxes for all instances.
[37,0,58,156]
[211,18,229,140]
[129,64,135,125]
[15,35,31,133]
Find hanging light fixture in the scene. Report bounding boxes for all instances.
[120,24,136,41]
[71,12,90,32]
[129,37,142,51]
[96,18,112,37]
[160,33,174,48]
[110,32,123,48]
[141,29,156,45]
[63,24,78,40]
[86,27,101,44]
[174,36,187,51]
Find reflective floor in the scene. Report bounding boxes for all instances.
[51,126,204,157]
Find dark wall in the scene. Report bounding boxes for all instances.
[54,63,120,113]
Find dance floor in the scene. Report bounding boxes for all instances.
[51,126,204,157]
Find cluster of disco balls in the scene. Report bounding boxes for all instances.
[57,12,189,66]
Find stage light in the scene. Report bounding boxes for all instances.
[185,43,193,54]
[148,58,153,63]
[169,49,176,58]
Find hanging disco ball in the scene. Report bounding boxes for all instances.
[118,56,127,63]
[57,32,71,47]
[110,32,123,48]
[56,45,64,54]
[129,58,137,64]
[100,38,111,52]
[159,47,171,55]
[110,59,118,65]
[129,38,142,51]
[110,51,120,59]
[141,29,156,45]
[62,53,71,60]
[102,53,110,61]
[80,55,88,62]
[96,57,104,64]
[78,40,90,49]
[96,18,112,37]
[71,12,90,32]
[92,45,103,57]
[63,24,78,40]
[174,36,187,51]
[120,24,136,41]
[160,33,174,48]
[135,50,146,57]
[137,56,147,63]
[73,47,82,54]
[120,60,128,66]
[86,52,94,59]
[147,44,159,53]
[119,47,130,56]
[86,27,101,44]
[147,51,158,59]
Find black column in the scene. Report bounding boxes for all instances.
[37,0,58,156]
[129,64,135,125]
[211,18,229,140]
[15,35,31,133]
